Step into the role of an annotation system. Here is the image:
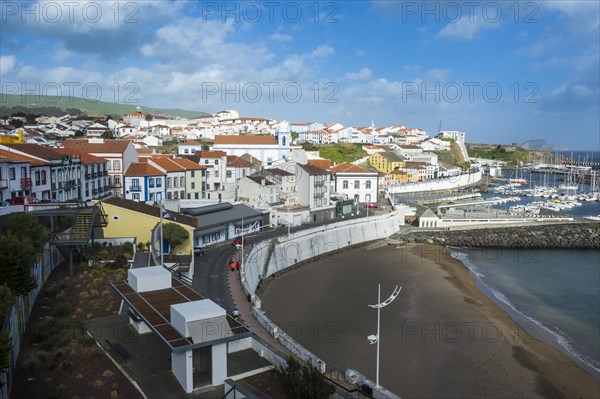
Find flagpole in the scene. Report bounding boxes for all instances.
[160,199,164,267]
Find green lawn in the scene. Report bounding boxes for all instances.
[317,144,367,164]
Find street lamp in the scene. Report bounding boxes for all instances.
[368,284,401,389]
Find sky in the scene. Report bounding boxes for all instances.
[0,0,599,149]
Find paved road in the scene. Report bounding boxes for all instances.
[191,204,392,316]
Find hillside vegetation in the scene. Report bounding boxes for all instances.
[466,143,546,165]
[0,94,208,119]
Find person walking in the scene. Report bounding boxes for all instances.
[236,261,240,271]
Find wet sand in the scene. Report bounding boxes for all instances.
[260,244,600,398]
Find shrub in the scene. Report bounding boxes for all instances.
[53,302,73,318]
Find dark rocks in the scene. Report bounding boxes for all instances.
[399,223,600,249]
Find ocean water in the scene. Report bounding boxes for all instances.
[450,248,600,374]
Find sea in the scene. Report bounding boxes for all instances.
[395,156,600,378]
[456,155,600,377]
[449,248,600,377]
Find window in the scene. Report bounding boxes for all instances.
[113,160,120,171]
[204,160,209,165]
[167,177,172,188]
[191,182,195,189]
[173,177,178,188]
[107,162,111,170]
[342,180,348,189]
[226,170,232,178]
[180,190,184,198]
[35,171,40,185]
[41,170,47,184]
[354,180,360,189]
[149,177,155,188]
[214,160,219,165]
[191,170,195,178]
[180,177,184,186]
[214,171,219,178]
[114,176,121,186]
[366,180,371,189]
[156,179,162,187]
[195,192,199,199]
[132,178,140,188]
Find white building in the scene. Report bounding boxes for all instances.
[438,130,466,142]
[331,163,379,203]
[211,123,291,165]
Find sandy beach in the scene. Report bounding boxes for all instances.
[260,243,600,398]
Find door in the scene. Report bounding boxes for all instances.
[193,346,212,388]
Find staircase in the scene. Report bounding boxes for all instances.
[72,210,94,240]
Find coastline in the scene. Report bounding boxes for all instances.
[260,243,600,398]
[447,246,600,379]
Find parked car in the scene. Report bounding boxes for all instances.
[0,200,11,207]
[232,237,246,247]
[39,199,60,203]
[365,203,378,209]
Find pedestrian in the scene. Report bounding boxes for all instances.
[236,261,240,271]
[230,261,235,272]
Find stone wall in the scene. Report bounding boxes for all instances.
[395,223,600,249]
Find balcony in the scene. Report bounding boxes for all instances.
[92,173,98,179]
[314,180,326,187]
[85,173,91,179]
[20,177,32,188]
[130,186,142,192]
[313,192,325,199]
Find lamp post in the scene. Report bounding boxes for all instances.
[368,284,401,389]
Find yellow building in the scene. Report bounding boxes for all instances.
[97,197,197,255]
[0,129,24,144]
[368,151,406,174]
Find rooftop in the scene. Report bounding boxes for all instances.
[101,197,198,228]
[214,135,277,146]
[125,162,165,177]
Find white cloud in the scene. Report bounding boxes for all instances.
[0,55,17,75]
[270,32,293,42]
[310,45,335,59]
[437,16,499,40]
[342,68,372,81]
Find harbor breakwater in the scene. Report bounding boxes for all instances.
[393,222,600,249]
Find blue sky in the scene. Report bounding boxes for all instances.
[1,0,598,149]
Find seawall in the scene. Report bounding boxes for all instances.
[392,222,600,249]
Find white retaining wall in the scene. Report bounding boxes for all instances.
[243,211,403,294]
[389,170,482,193]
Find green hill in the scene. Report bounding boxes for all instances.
[0,94,209,119]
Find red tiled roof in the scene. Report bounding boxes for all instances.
[0,148,48,165]
[125,162,164,177]
[171,157,205,171]
[214,135,277,145]
[2,143,63,161]
[226,155,252,168]
[307,159,331,170]
[199,150,227,159]
[331,162,374,174]
[150,157,185,172]
[54,148,107,165]
[63,139,132,153]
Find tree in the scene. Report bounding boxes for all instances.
[5,212,49,250]
[280,357,335,399]
[101,130,114,139]
[162,223,189,255]
[0,332,10,386]
[0,234,36,295]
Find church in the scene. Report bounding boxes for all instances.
[211,122,292,166]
